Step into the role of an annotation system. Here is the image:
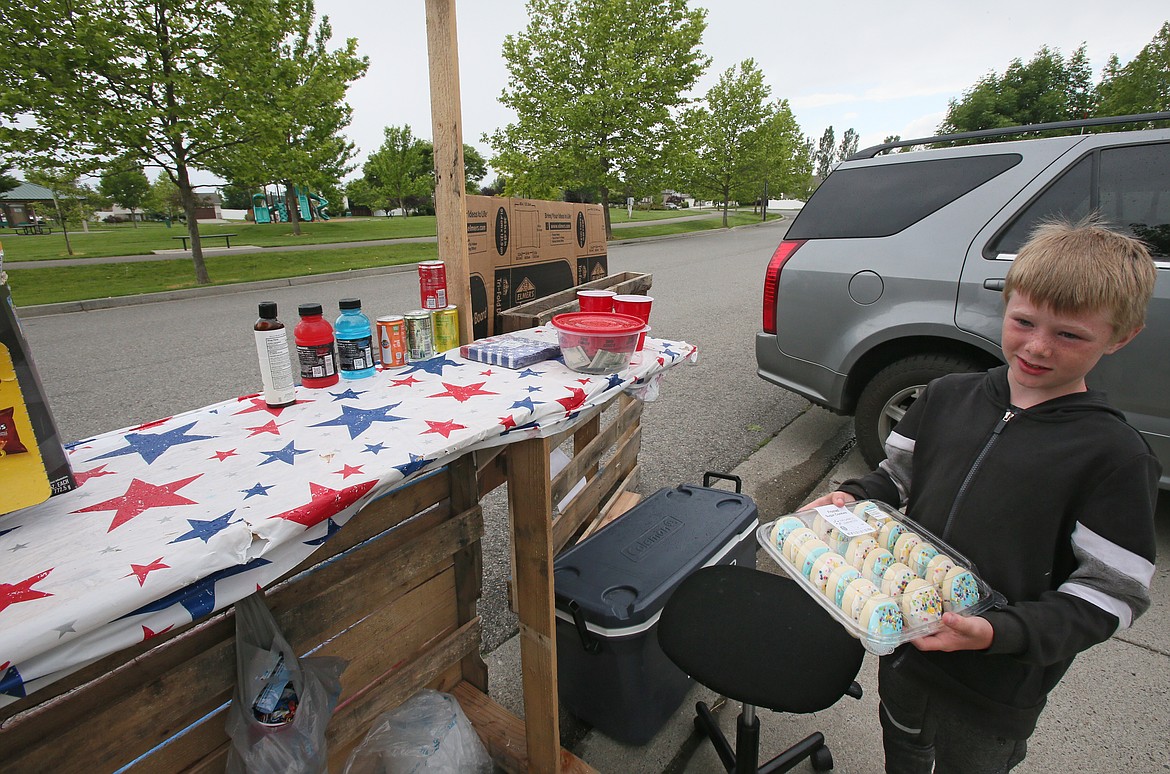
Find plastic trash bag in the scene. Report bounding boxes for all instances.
[225,592,347,774]
[342,689,492,773]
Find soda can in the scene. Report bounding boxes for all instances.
[417,260,448,309]
[432,305,460,353]
[376,315,407,368]
[404,309,436,362]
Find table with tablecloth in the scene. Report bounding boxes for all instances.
[0,326,697,709]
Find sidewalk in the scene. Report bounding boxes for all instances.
[484,407,1170,773]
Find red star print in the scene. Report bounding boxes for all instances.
[269,480,377,527]
[0,568,54,615]
[577,378,591,385]
[234,396,292,416]
[556,386,587,414]
[334,464,364,478]
[245,419,286,437]
[73,463,116,487]
[480,369,494,376]
[427,381,498,403]
[210,449,238,462]
[390,375,422,387]
[499,414,517,430]
[423,419,467,438]
[142,624,174,640]
[127,558,169,586]
[74,474,202,532]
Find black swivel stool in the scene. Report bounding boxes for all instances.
[658,564,864,773]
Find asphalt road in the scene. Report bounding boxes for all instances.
[19,218,810,650]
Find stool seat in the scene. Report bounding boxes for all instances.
[658,564,864,772]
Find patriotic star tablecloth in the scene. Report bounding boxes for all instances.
[0,327,697,706]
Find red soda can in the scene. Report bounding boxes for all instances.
[417,260,448,309]
[376,315,407,368]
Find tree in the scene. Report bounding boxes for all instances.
[25,167,102,253]
[219,183,255,211]
[837,128,859,162]
[938,45,1095,134]
[99,158,151,227]
[680,60,778,226]
[461,146,488,195]
[814,127,836,179]
[0,0,363,284]
[145,173,185,223]
[361,125,432,216]
[222,3,367,236]
[488,0,709,237]
[0,166,17,195]
[1097,22,1170,118]
[757,102,814,203]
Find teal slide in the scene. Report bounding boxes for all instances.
[308,191,331,220]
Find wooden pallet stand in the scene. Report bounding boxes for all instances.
[0,453,595,773]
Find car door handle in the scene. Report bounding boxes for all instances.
[983,279,1005,292]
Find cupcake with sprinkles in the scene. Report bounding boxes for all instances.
[941,566,981,612]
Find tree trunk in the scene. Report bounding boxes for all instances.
[50,193,74,256]
[286,184,302,236]
[130,209,138,228]
[600,185,611,239]
[721,191,730,228]
[176,163,210,285]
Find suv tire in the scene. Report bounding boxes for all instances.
[855,354,989,468]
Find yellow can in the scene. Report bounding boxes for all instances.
[431,306,460,353]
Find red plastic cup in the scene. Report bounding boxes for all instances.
[577,289,616,312]
[637,324,650,351]
[613,294,653,322]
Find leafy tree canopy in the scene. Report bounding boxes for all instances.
[1097,21,1170,118]
[0,0,365,282]
[99,157,151,226]
[487,0,710,235]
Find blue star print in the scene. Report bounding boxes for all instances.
[172,511,235,543]
[510,397,540,412]
[363,442,388,455]
[240,482,274,499]
[310,403,407,440]
[121,558,272,620]
[329,388,366,401]
[401,355,463,376]
[394,453,432,477]
[259,441,311,466]
[93,422,214,465]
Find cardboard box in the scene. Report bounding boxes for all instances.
[0,276,76,516]
[466,196,608,339]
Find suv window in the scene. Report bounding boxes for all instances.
[787,154,1021,239]
[990,142,1170,257]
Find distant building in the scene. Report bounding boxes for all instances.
[0,181,56,226]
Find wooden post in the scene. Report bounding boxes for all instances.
[507,437,561,773]
[425,0,473,345]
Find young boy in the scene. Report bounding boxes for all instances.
[805,219,1160,773]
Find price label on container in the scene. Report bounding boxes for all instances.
[814,504,876,537]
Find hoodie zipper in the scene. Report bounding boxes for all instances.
[941,408,1016,540]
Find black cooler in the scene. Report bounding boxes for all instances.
[553,473,758,744]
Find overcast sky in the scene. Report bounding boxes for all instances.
[307,1,1168,183]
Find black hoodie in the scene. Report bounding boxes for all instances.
[841,366,1159,736]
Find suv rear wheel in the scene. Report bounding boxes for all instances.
[854,354,989,468]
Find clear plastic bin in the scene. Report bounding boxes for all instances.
[757,500,994,655]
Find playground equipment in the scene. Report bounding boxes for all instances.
[250,186,332,223]
[251,193,271,224]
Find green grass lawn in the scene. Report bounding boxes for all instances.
[0,216,438,262]
[5,243,437,306]
[613,210,779,239]
[3,209,782,307]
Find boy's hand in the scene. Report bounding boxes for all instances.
[911,612,994,652]
[800,491,856,510]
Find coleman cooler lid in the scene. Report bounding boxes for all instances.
[553,480,758,636]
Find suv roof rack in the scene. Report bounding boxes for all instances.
[850,111,1170,160]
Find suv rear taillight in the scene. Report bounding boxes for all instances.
[762,239,806,334]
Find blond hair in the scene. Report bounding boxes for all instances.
[1004,217,1157,338]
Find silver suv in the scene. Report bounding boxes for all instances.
[757,113,1170,487]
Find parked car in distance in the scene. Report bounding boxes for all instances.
[756,113,1170,487]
